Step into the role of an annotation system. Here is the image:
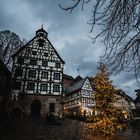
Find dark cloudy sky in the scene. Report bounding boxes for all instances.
[0,0,139,98]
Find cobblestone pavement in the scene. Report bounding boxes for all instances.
[0,117,140,140]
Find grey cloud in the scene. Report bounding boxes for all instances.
[0,0,139,99]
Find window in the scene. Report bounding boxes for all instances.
[42,60,48,67]
[55,63,61,68]
[53,84,60,92]
[30,59,37,65]
[17,57,24,64]
[49,103,55,113]
[28,70,36,78]
[40,84,47,91]
[41,71,48,79]
[44,52,48,57]
[32,51,37,55]
[15,68,23,76]
[54,72,60,80]
[13,81,21,90]
[27,83,35,90]
[38,39,44,47]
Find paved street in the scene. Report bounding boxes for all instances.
[0,117,140,140]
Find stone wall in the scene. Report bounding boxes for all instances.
[10,94,63,118]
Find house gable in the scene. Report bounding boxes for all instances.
[82,78,93,91]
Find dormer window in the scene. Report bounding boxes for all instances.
[36,26,48,37]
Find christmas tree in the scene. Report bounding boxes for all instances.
[87,63,125,135]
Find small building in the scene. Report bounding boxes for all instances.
[10,27,65,117]
[64,76,95,117]
[0,59,11,114]
[115,89,135,118]
[134,89,140,109]
[133,89,140,116]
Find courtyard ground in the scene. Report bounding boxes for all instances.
[0,117,140,140]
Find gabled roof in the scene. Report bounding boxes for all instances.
[65,78,86,94]
[63,74,74,81]
[12,36,36,58]
[12,28,65,64]
[117,89,134,102]
[75,75,83,82]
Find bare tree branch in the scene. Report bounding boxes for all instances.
[60,0,140,81]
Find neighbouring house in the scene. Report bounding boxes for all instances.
[63,75,135,118]
[134,89,140,108]
[10,27,65,118]
[63,74,75,89]
[133,89,140,116]
[64,76,95,117]
[0,59,11,114]
[115,89,135,118]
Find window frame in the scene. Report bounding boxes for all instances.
[41,71,48,79]
[54,72,60,80]
[27,82,35,90]
[40,84,48,91]
[44,52,48,57]
[17,57,24,64]
[55,63,61,68]
[32,51,37,55]
[28,70,36,78]
[30,59,37,65]
[53,84,60,92]
[42,60,48,67]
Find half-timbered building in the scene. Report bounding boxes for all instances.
[115,89,135,118]
[64,76,95,117]
[10,27,65,117]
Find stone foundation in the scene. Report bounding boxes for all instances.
[9,94,63,118]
